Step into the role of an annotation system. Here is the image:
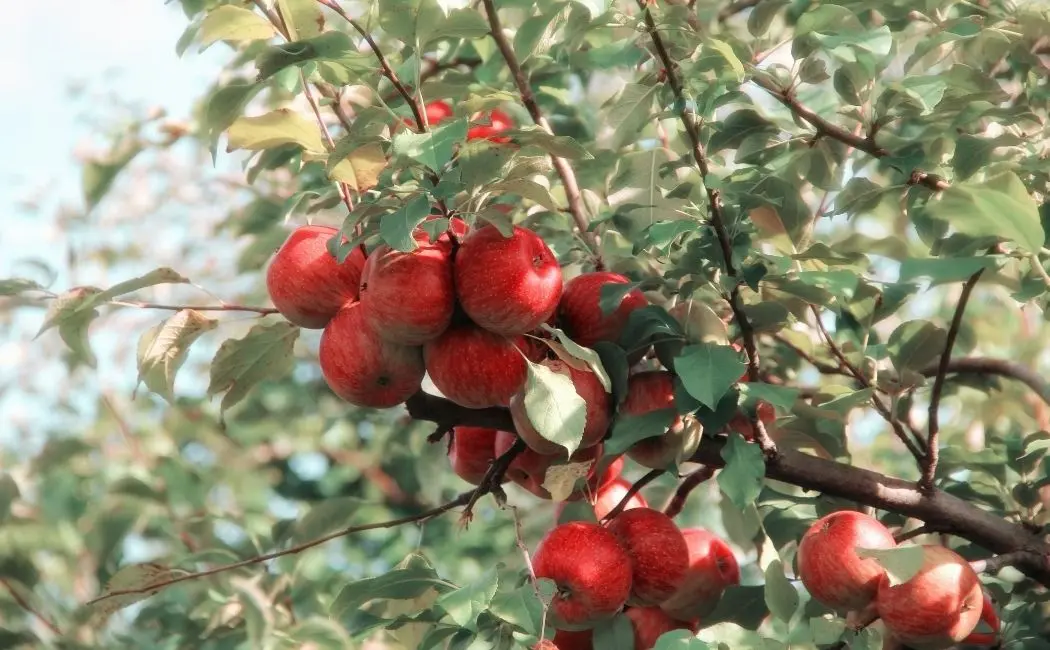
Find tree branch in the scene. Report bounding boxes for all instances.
[460,437,525,523]
[636,1,773,456]
[600,469,664,523]
[1,578,61,636]
[922,270,985,491]
[971,550,1046,575]
[750,75,948,191]
[110,301,278,315]
[919,357,1050,406]
[404,392,1050,586]
[480,0,603,269]
[663,466,716,518]
[810,307,927,460]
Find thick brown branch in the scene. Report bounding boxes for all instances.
[1,578,61,636]
[971,550,1046,575]
[663,465,716,518]
[481,0,602,269]
[404,393,1050,586]
[922,270,985,491]
[637,2,772,455]
[600,469,664,523]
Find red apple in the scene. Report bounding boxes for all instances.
[425,100,453,125]
[265,225,365,329]
[424,323,533,408]
[495,431,605,500]
[454,224,563,336]
[960,591,1000,646]
[532,521,633,630]
[448,426,504,485]
[797,510,897,612]
[620,371,700,469]
[558,272,648,349]
[468,108,514,142]
[725,400,776,441]
[606,507,689,606]
[509,358,611,455]
[359,239,455,345]
[876,545,985,650]
[319,302,425,408]
[594,477,649,520]
[625,606,700,650]
[661,529,740,621]
[421,214,470,243]
[550,628,593,650]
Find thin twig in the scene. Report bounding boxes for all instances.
[637,1,774,456]
[300,72,357,214]
[480,0,603,269]
[87,493,473,605]
[920,357,1050,407]
[1,578,62,636]
[894,524,935,543]
[922,270,985,491]
[750,75,949,192]
[599,469,664,523]
[512,506,548,638]
[971,550,1044,575]
[773,333,843,374]
[460,437,526,524]
[663,466,716,518]
[110,300,278,315]
[810,307,926,460]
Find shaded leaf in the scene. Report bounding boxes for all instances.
[718,433,766,510]
[606,408,677,456]
[926,172,1043,253]
[207,322,300,422]
[764,559,799,622]
[0,474,19,522]
[887,320,947,373]
[675,343,747,409]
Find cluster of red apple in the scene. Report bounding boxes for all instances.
[404,100,515,143]
[798,511,1000,649]
[527,507,738,650]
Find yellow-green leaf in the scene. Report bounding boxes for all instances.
[328,142,388,192]
[199,5,277,46]
[277,0,324,40]
[227,109,326,155]
[136,310,219,403]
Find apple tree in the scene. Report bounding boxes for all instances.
[2,0,1050,648]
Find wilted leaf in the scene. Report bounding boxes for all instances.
[327,141,387,192]
[84,563,188,624]
[522,360,588,457]
[136,310,218,402]
[276,0,323,40]
[542,461,592,502]
[207,321,300,422]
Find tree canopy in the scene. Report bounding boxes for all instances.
[2,0,1050,649]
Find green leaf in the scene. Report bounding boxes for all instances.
[607,84,659,149]
[542,324,612,392]
[230,577,275,647]
[284,496,362,544]
[82,142,144,210]
[437,566,499,629]
[327,141,388,192]
[675,343,747,409]
[887,320,947,373]
[380,196,433,252]
[203,80,263,142]
[708,109,778,153]
[136,310,218,403]
[425,8,490,43]
[898,256,999,286]
[857,546,925,587]
[0,277,46,296]
[718,433,766,510]
[488,582,549,635]
[592,613,634,650]
[199,5,277,46]
[226,109,326,155]
[391,118,468,171]
[511,127,593,160]
[331,563,456,618]
[207,321,300,423]
[488,179,563,213]
[522,360,588,457]
[568,0,611,17]
[703,584,770,630]
[740,383,797,412]
[849,627,883,650]
[811,615,848,644]
[606,408,678,456]
[0,474,20,522]
[276,0,324,40]
[705,38,746,81]
[83,562,189,624]
[926,172,1044,253]
[256,31,372,81]
[653,632,715,649]
[763,559,799,622]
